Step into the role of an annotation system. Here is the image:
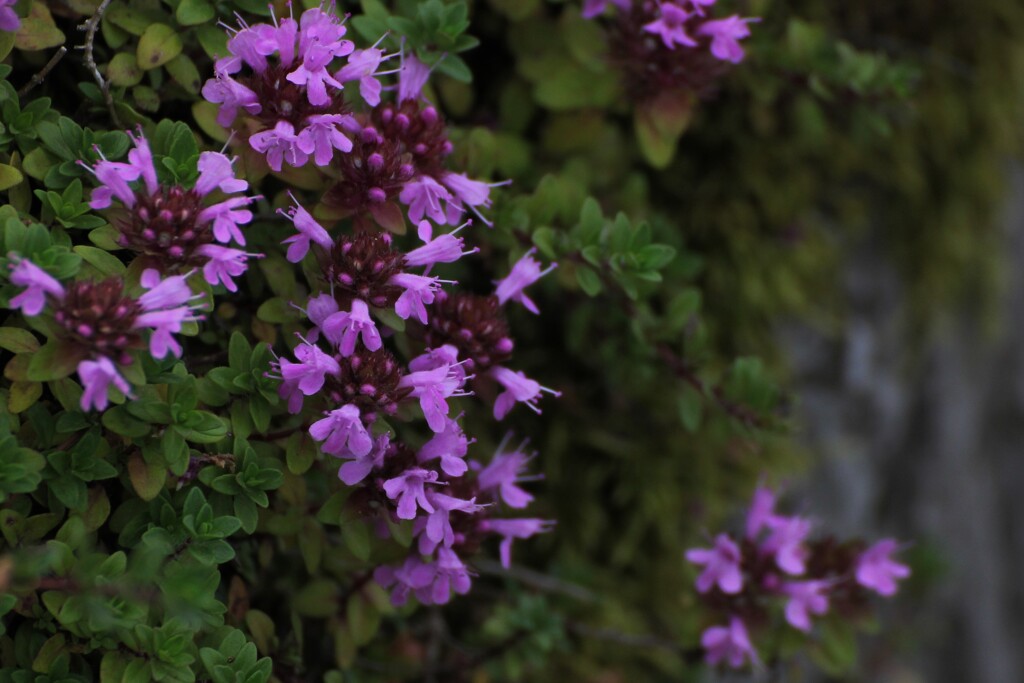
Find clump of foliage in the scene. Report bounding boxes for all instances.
[1,0,1019,681]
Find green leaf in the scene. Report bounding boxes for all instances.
[166,53,202,95]
[137,24,183,70]
[27,339,86,382]
[0,164,23,191]
[575,265,602,296]
[341,520,371,561]
[107,52,144,86]
[676,384,703,433]
[14,3,65,51]
[175,0,214,25]
[73,245,125,276]
[0,327,40,353]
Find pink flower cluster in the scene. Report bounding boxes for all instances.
[82,130,260,292]
[685,485,910,669]
[584,0,757,64]
[5,260,203,411]
[271,198,558,604]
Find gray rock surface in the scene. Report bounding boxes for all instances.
[783,170,1024,682]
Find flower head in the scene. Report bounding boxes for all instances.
[685,533,743,594]
[8,259,65,316]
[855,539,910,596]
[701,616,758,669]
[642,2,698,50]
[279,341,342,395]
[489,365,561,419]
[494,248,556,314]
[477,441,538,509]
[698,15,756,64]
[78,357,132,412]
[383,467,439,520]
[310,404,373,458]
[321,299,383,356]
[782,580,831,632]
[0,0,20,32]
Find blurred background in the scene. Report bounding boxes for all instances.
[460,1,1024,681]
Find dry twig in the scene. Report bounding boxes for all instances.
[77,0,121,127]
[17,46,68,98]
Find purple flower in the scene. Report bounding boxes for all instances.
[287,42,346,107]
[418,492,484,554]
[698,15,756,64]
[279,341,341,395]
[582,0,630,19]
[494,248,556,314]
[685,533,743,594]
[439,173,495,225]
[761,516,811,575]
[310,404,373,458]
[137,269,193,310]
[127,129,158,196]
[198,195,256,245]
[335,47,387,106]
[374,556,436,606]
[299,114,355,166]
[279,197,334,262]
[745,485,777,539]
[78,357,132,412]
[250,121,309,171]
[398,53,432,103]
[321,299,382,356]
[479,518,554,569]
[418,415,472,477]
[196,244,256,292]
[383,467,439,520]
[305,293,339,328]
[855,539,910,596]
[425,547,473,604]
[477,442,538,509]
[404,220,477,268]
[781,580,831,632]
[489,365,560,419]
[201,73,261,127]
[195,152,248,196]
[399,363,470,433]
[701,616,758,669]
[0,0,20,32]
[338,433,390,485]
[390,272,444,323]
[642,3,698,50]
[134,306,196,359]
[8,259,64,316]
[84,154,141,210]
[400,176,452,225]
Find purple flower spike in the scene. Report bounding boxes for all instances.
[761,515,812,575]
[196,245,258,292]
[78,357,132,412]
[701,616,758,669]
[383,467,439,520]
[195,152,248,196]
[198,195,257,246]
[855,539,910,596]
[782,580,831,632]
[479,518,554,569]
[642,3,698,50]
[338,433,390,485]
[489,365,561,419]
[494,248,556,314]
[417,415,472,477]
[405,220,477,268]
[279,341,342,395]
[322,299,383,357]
[279,197,334,263]
[477,441,538,509]
[699,16,757,64]
[310,404,373,458]
[390,272,444,323]
[250,121,309,171]
[300,114,356,166]
[685,533,743,594]
[8,259,65,316]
